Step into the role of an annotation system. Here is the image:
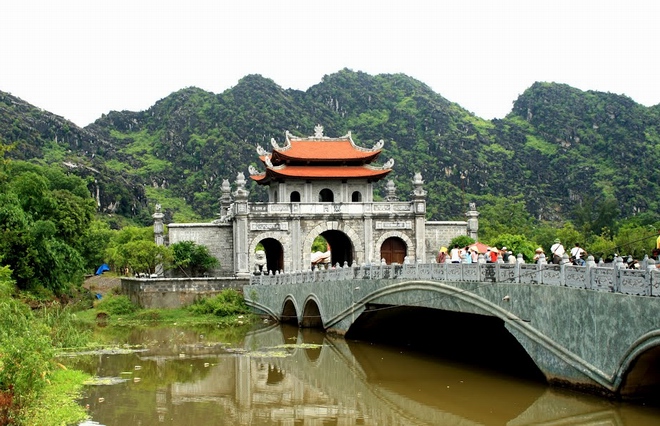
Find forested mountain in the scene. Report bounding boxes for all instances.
[2,69,659,228]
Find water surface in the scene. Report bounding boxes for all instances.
[65,324,660,425]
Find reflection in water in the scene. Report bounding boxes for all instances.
[65,324,660,426]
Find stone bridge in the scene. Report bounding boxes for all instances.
[243,258,660,399]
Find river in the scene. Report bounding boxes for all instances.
[63,324,660,425]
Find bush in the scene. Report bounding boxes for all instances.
[0,279,55,423]
[188,289,249,317]
[95,295,138,316]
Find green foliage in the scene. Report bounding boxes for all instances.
[169,241,219,276]
[613,224,657,259]
[587,231,617,261]
[0,277,71,422]
[24,368,90,426]
[0,161,95,295]
[449,235,475,249]
[311,235,328,252]
[95,294,138,315]
[188,289,250,317]
[105,226,171,275]
[488,234,538,262]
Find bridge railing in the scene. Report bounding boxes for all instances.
[249,256,660,297]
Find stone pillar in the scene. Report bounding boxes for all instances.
[233,172,251,278]
[153,204,164,246]
[218,179,233,219]
[412,172,427,263]
[466,202,479,241]
[153,204,164,276]
[384,180,398,201]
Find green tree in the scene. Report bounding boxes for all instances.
[613,224,657,259]
[169,241,218,277]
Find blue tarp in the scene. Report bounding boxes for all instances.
[95,263,110,275]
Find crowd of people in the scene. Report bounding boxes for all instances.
[438,243,602,266]
[437,235,660,268]
[437,244,516,264]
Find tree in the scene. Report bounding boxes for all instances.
[105,226,171,275]
[169,241,218,277]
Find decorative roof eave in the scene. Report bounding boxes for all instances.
[365,158,395,171]
[275,125,384,153]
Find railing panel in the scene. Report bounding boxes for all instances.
[462,263,480,282]
[402,264,417,279]
[619,269,650,296]
[591,267,616,292]
[519,264,539,284]
[418,264,433,280]
[371,265,383,280]
[430,263,447,281]
[541,265,562,286]
[564,265,588,289]
[446,263,463,281]
[497,264,516,283]
[480,264,496,283]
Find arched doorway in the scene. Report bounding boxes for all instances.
[319,229,354,267]
[380,236,407,264]
[259,237,284,273]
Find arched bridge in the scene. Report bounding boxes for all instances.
[243,258,660,399]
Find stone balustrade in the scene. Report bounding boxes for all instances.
[249,255,660,297]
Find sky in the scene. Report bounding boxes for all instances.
[2,1,659,128]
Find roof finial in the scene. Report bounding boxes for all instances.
[314,124,324,138]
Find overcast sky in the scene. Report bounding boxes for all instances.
[2,1,658,127]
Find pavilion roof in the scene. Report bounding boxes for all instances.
[249,127,393,185]
[250,164,392,184]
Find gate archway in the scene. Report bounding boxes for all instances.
[260,237,284,273]
[380,236,407,264]
[319,229,355,267]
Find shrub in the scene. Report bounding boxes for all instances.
[95,295,138,315]
[188,289,249,317]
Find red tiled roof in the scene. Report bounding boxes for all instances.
[251,165,391,184]
[273,140,380,163]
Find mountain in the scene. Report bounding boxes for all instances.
[1,70,659,227]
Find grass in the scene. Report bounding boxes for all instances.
[22,368,91,426]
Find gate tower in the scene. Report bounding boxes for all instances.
[166,126,475,277]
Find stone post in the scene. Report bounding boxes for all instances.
[218,179,233,219]
[153,204,164,276]
[233,172,251,278]
[412,172,427,263]
[466,202,479,241]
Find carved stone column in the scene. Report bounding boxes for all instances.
[233,172,251,278]
[466,202,479,241]
[412,172,427,262]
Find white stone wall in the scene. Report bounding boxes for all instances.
[424,221,469,262]
[167,223,235,275]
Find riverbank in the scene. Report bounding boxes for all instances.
[1,287,258,425]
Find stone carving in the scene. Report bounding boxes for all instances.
[382,158,394,169]
[314,124,324,138]
[248,165,261,175]
[264,156,274,168]
[254,250,267,273]
[256,145,269,156]
[372,139,384,150]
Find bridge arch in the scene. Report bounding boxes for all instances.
[281,296,299,325]
[301,295,325,329]
[375,231,414,264]
[303,223,363,268]
[614,331,660,399]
